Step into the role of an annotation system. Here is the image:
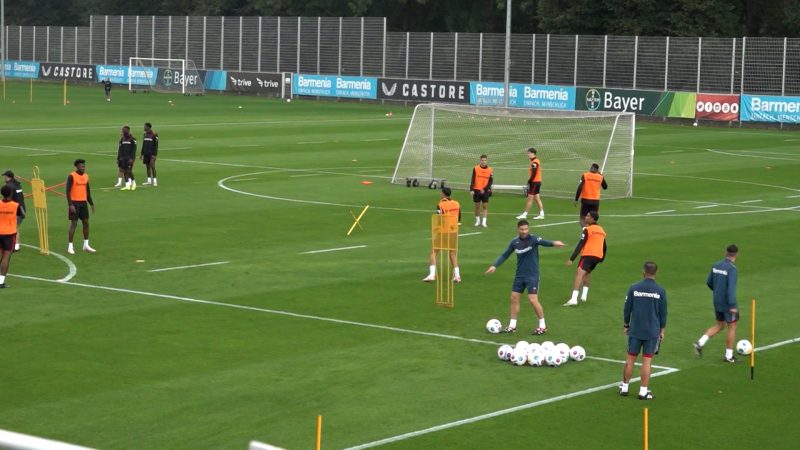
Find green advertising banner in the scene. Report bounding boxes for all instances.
[577,87,696,118]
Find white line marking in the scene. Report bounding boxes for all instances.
[755,336,800,352]
[148,261,230,273]
[787,194,800,198]
[706,148,799,161]
[583,355,675,371]
[361,138,391,142]
[226,178,257,182]
[694,204,719,209]
[23,153,57,157]
[17,244,77,282]
[458,232,482,237]
[738,199,763,204]
[288,173,321,178]
[343,368,680,450]
[301,245,367,255]
[532,220,578,227]
[645,209,676,215]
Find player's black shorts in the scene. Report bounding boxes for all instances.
[578,256,603,272]
[69,202,90,221]
[118,158,130,169]
[472,189,491,203]
[628,335,658,357]
[528,181,541,195]
[0,234,16,251]
[580,199,600,217]
[715,310,739,324]
[142,154,156,165]
[512,276,539,294]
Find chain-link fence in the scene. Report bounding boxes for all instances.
[3,16,800,95]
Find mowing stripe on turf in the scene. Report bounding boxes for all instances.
[343,368,680,450]
[148,261,230,273]
[301,245,367,254]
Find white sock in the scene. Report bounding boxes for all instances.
[482,217,487,226]
[538,318,546,329]
[509,319,517,329]
[639,386,649,396]
[14,243,20,250]
[68,242,74,249]
[125,180,130,187]
[698,335,709,346]
[147,177,152,183]
[0,275,5,284]
[153,178,157,185]
[581,286,589,300]
[428,265,436,277]
[620,382,629,392]
[83,239,90,247]
[539,210,545,216]
[117,177,122,184]
[570,290,579,302]
[453,267,460,278]
[725,348,733,359]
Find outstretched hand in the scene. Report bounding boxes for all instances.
[485,266,496,274]
[565,259,573,267]
[552,240,566,247]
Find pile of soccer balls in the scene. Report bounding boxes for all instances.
[489,318,586,367]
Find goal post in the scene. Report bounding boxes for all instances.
[128,57,204,95]
[391,104,636,199]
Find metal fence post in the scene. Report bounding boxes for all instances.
[573,34,579,86]
[202,16,207,68]
[740,37,746,94]
[317,17,321,74]
[104,16,108,64]
[478,33,483,81]
[360,16,365,76]
[75,26,78,62]
[781,37,787,96]
[602,34,607,88]
[32,26,36,62]
[296,16,300,74]
[404,31,409,79]
[151,16,155,61]
[257,16,262,72]
[135,16,139,59]
[382,17,387,77]
[60,26,63,62]
[730,38,735,93]
[453,32,458,80]
[18,26,22,61]
[696,37,702,92]
[545,34,550,85]
[185,16,189,63]
[221,16,225,70]
[89,16,93,63]
[337,17,341,75]
[238,16,243,71]
[429,32,433,80]
[46,27,49,62]
[633,35,639,89]
[277,16,281,72]
[120,16,124,64]
[531,34,535,83]
[664,36,669,91]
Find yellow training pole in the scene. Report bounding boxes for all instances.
[643,407,649,450]
[315,415,322,450]
[750,298,756,380]
[30,166,50,255]
[346,205,369,236]
[63,79,67,106]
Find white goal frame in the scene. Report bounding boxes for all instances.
[128,57,199,95]
[391,104,636,199]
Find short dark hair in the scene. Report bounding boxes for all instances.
[527,147,537,155]
[587,210,599,221]
[517,219,529,227]
[1,185,12,198]
[74,159,85,167]
[643,261,658,275]
[726,244,739,256]
[590,163,600,171]
[441,186,452,197]
[122,125,130,133]
[479,154,487,159]
[144,122,152,130]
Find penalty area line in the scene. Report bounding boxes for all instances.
[343,368,680,450]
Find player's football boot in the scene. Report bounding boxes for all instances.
[638,391,654,400]
[693,341,703,357]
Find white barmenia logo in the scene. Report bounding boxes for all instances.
[633,291,661,299]
[712,268,728,275]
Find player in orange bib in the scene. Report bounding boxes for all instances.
[516,148,544,220]
[66,159,97,255]
[0,184,25,288]
[423,187,462,283]
[470,154,493,227]
[564,210,606,306]
[574,163,608,228]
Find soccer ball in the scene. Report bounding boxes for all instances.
[497,344,513,361]
[486,319,502,334]
[555,343,571,362]
[515,340,530,352]
[736,339,753,355]
[527,348,545,367]
[541,341,555,352]
[528,342,542,353]
[570,345,586,362]
[511,348,528,366]
[546,349,563,367]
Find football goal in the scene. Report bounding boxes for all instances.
[391,104,635,199]
[128,57,205,95]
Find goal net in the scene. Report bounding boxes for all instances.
[391,104,635,199]
[128,57,205,95]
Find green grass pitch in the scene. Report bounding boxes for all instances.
[1,80,799,449]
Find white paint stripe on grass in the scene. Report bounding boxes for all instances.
[528,220,577,227]
[288,173,321,178]
[754,336,800,352]
[148,261,230,273]
[23,153,58,157]
[694,204,719,209]
[787,194,800,198]
[645,209,676,215]
[301,245,367,255]
[19,244,77,282]
[343,368,680,450]
[226,178,257,182]
[458,232,482,237]
[738,199,763,204]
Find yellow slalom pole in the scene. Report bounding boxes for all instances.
[643,407,649,450]
[315,415,322,450]
[346,205,369,236]
[750,298,756,380]
[63,79,67,106]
